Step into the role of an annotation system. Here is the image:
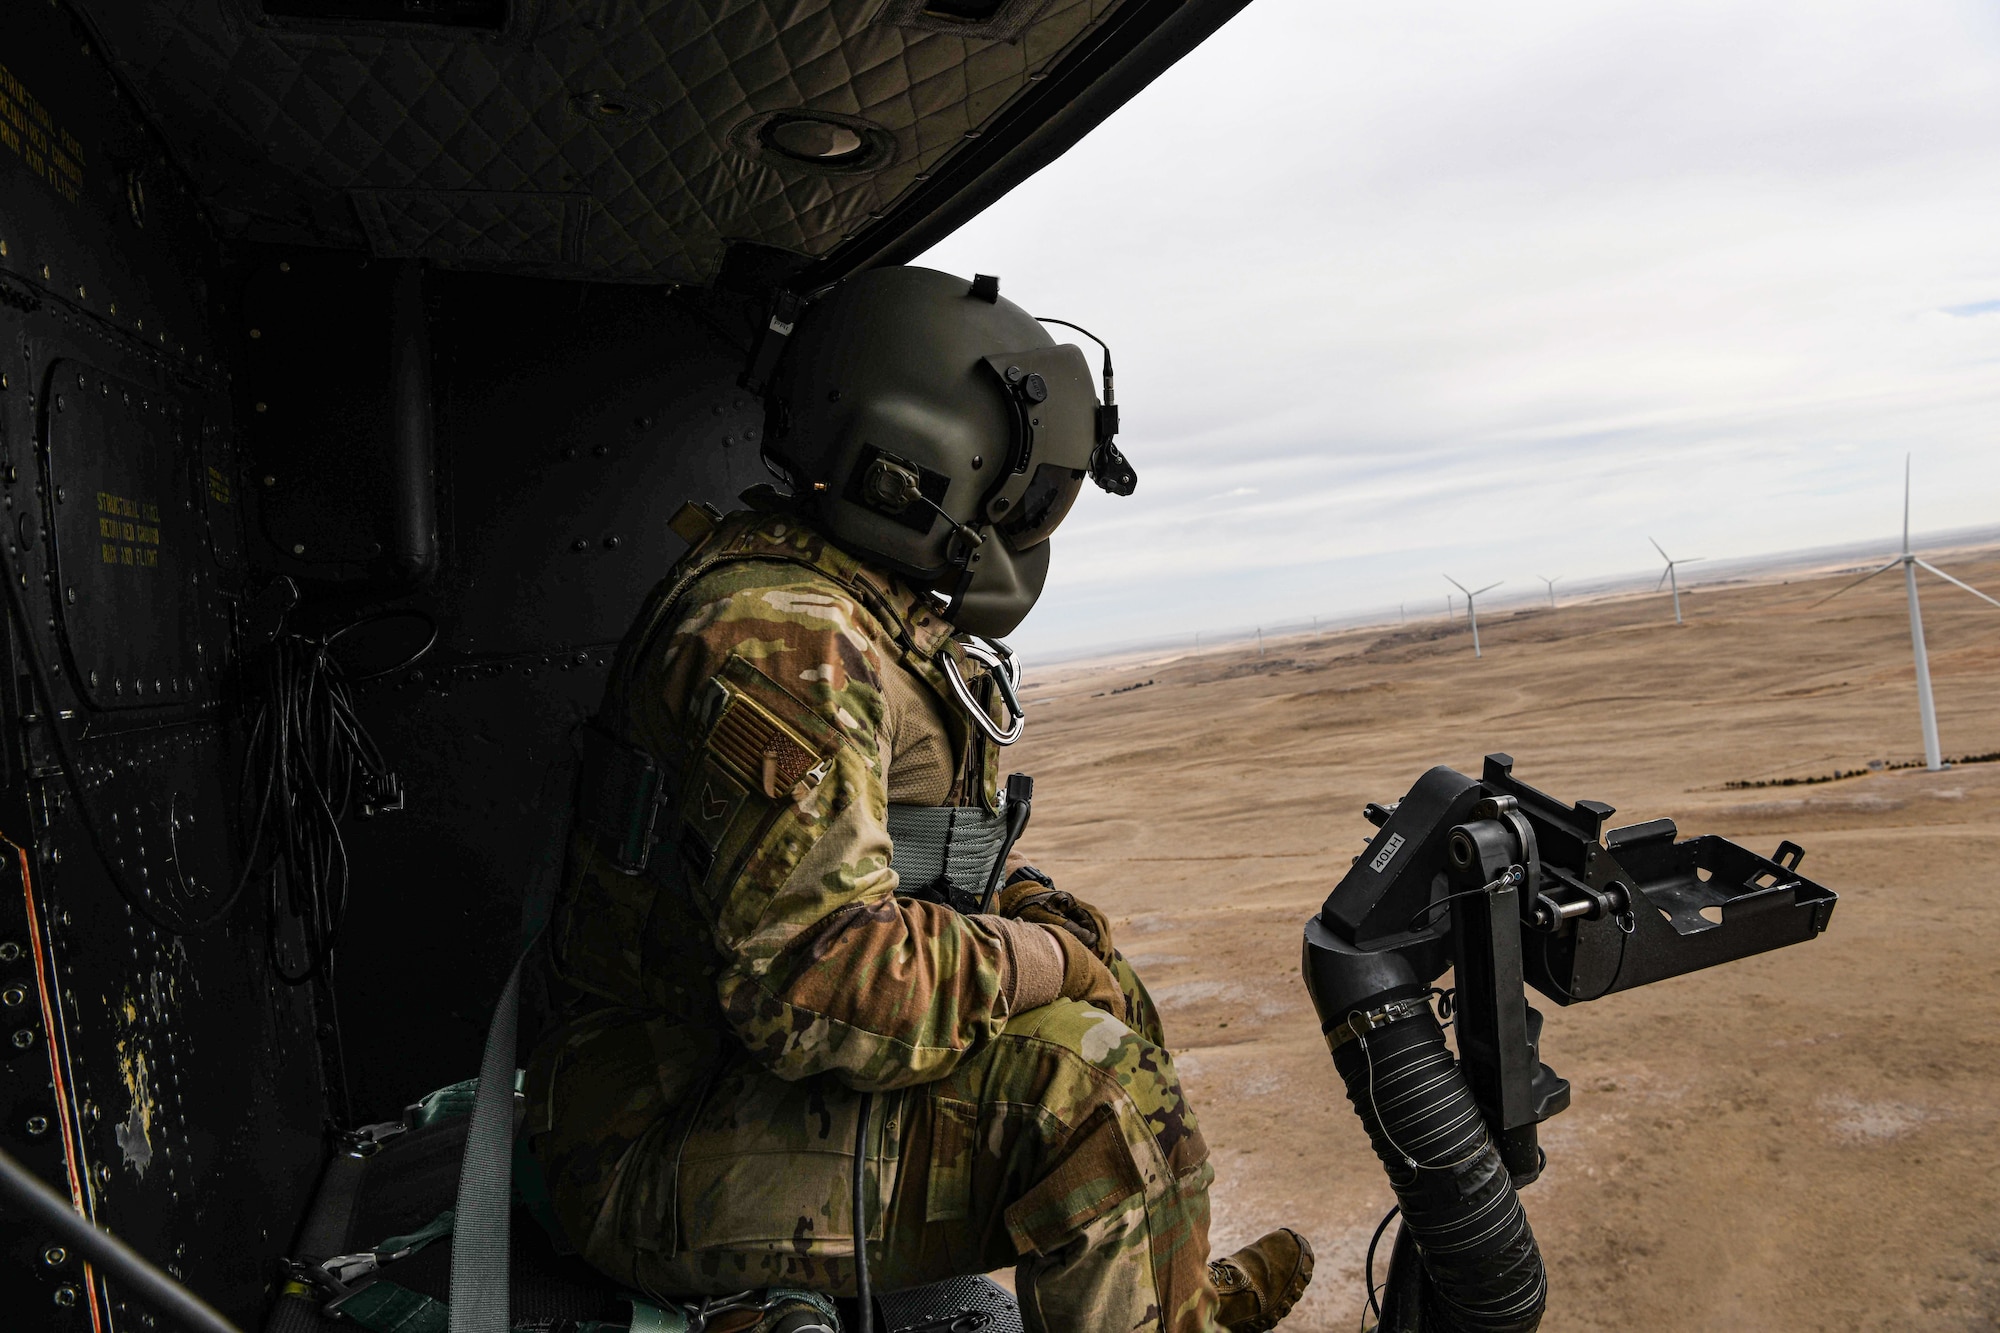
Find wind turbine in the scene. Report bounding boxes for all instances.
[1538,575,1561,610]
[1445,576,1502,657]
[1650,538,1702,625]
[1816,456,2000,772]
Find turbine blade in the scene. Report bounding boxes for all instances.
[1475,581,1502,596]
[1656,567,1670,591]
[1649,536,1669,561]
[1903,455,1911,557]
[1811,558,1902,607]
[1444,575,1470,596]
[1915,559,2000,610]
[1680,556,1705,563]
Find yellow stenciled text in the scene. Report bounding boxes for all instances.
[95,492,161,569]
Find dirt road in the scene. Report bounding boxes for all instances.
[1007,551,2000,1330]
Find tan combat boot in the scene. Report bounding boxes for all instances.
[1208,1228,1315,1332]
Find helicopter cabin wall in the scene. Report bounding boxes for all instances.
[151,245,771,1310]
[251,267,771,1127]
[2,3,774,1325]
[0,3,329,1328]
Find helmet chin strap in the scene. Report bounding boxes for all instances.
[940,637,1025,746]
[940,529,981,620]
[882,460,1024,742]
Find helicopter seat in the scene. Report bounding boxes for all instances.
[268,1077,1017,1333]
[265,1082,640,1332]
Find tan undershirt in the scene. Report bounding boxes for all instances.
[879,653,1066,1011]
[881,655,957,805]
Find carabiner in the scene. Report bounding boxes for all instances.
[960,637,1022,715]
[941,636,1025,745]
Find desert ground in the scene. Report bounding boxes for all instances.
[1005,547,2000,1332]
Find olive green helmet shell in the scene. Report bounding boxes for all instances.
[762,266,1099,637]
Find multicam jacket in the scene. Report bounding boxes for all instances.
[526,504,1029,1246]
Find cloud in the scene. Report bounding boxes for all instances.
[918,0,2000,657]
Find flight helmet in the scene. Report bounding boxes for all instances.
[759,266,1134,638]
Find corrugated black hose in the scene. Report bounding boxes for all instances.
[1332,1007,1545,1333]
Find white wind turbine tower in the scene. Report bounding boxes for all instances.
[1445,575,1502,657]
[1650,538,1702,625]
[1816,456,2000,772]
[1538,575,1561,610]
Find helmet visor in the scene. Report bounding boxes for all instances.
[1000,463,1086,551]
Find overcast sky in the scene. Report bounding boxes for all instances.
[917,0,2000,658]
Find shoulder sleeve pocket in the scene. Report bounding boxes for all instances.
[678,656,849,901]
[708,655,843,799]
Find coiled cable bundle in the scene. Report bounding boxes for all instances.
[236,631,396,984]
[1333,1004,1545,1333]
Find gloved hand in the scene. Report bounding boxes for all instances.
[999,868,1116,967]
[1048,927,1126,1023]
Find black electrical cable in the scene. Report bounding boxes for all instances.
[325,608,438,682]
[852,1091,875,1333]
[236,632,395,985]
[1363,1203,1400,1327]
[0,1144,243,1333]
[1033,317,1115,399]
[1533,908,1634,1005]
[0,529,221,935]
[1401,869,1526,950]
[1405,884,1511,936]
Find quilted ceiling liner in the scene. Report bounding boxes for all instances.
[74,0,1159,286]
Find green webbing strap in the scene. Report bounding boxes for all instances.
[330,1281,449,1333]
[625,1297,691,1333]
[766,1284,842,1329]
[375,1210,456,1262]
[333,1281,660,1333]
[406,1078,479,1130]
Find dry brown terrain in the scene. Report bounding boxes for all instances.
[1007,549,2000,1332]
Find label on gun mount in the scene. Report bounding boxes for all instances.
[1369,832,1406,874]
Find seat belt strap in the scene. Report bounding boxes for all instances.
[446,940,535,1333]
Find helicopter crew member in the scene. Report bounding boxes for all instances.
[525,267,1314,1333]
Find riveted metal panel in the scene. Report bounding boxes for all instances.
[197,415,244,574]
[0,8,325,1329]
[43,359,202,711]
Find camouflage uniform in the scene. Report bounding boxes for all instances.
[525,505,1221,1331]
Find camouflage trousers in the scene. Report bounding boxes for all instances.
[600,960,1222,1333]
